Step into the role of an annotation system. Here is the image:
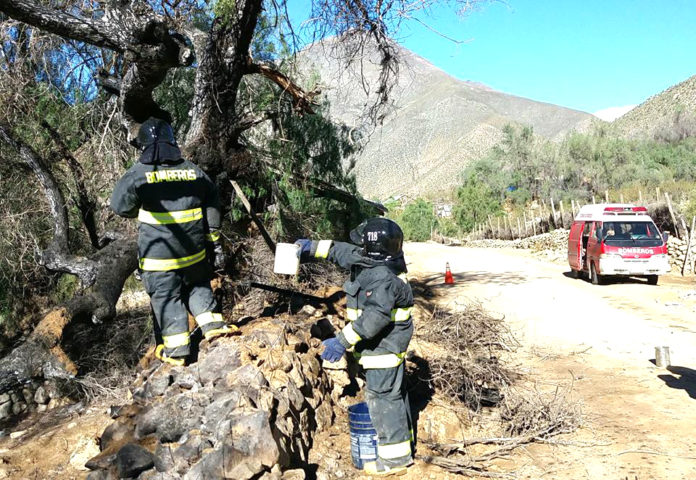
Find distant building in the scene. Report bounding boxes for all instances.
[435,203,453,218]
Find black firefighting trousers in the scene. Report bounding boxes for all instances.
[364,362,414,465]
[141,261,225,357]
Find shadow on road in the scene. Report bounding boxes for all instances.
[657,366,696,399]
[415,271,530,291]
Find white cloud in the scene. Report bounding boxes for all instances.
[593,105,637,122]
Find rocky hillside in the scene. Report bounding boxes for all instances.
[300,40,594,200]
[612,74,696,139]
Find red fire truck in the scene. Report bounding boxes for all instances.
[568,204,670,285]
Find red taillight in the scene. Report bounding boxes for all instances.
[604,207,626,212]
[633,206,647,212]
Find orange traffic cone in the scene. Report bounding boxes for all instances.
[444,262,454,284]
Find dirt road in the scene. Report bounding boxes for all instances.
[405,242,696,479]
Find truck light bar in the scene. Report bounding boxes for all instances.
[603,206,648,214]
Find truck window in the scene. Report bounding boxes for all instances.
[601,221,662,247]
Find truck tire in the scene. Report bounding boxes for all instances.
[590,263,604,285]
[647,275,658,286]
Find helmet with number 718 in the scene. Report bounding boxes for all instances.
[349,217,404,259]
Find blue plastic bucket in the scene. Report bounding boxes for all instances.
[348,402,378,469]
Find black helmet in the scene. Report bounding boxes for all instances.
[350,218,403,259]
[136,117,177,149]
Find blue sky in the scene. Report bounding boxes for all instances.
[289,0,696,113]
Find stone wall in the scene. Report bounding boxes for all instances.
[83,315,336,480]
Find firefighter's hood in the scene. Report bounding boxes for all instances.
[139,141,183,165]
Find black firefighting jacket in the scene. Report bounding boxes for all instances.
[110,150,221,271]
[309,240,414,369]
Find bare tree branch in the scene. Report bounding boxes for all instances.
[247,59,320,114]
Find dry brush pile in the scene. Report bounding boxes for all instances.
[414,302,582,478]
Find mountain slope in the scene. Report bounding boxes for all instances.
[300,40,594,200]
[612,74,696,139]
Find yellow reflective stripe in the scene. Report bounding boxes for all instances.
[206,231,221,242]
[346,308,363,321]
[342,323,362,345]
[162,331,190,349]
[377,440,412,459]
[390,307,412,322]
[314,240,332,259]
[139,249,206,271]
[195,311,223,326]
[357,352,406,369]
[138,208,203,225]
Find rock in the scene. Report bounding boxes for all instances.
[0,402,11,420]
[281,468,306,480]
[214,410,280,467]
[193,343,241,385]
[9,430,25,439]
[0,394,8,404]
[69,436,101,471]
[285,380,305,412]
[44,381,61,399]
[225,364,268,390]
[310,319,336,340]
[33,386,49,405]
[21,388,33,405]
[203,389,247,432]
[315,400,334,431]
[37,404,47,413]
[321,357,348,370]
[100,417,137,451]
[85,471,109,480]
[184,447,264,480]
[11,402,26,415]
[115,444,155,478]
[144,373,171,398]
[154,442,175,472]
[135,394,206,443]
[8,392,19,404]
[171,371,201,390]
[173,433,213,474]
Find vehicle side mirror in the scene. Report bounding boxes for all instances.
[662,231,669,243]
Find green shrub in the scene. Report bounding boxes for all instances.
[400,199,437,241]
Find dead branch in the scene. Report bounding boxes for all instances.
[247,59,320,114]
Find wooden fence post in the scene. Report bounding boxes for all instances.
[605,190,609,202]
[592,195,596,204]
[682,216,696,276]
[559,200,566,228]
[620,193,624,203]
[656,187,661,203]
[517,217,522,238]
[523,211,528,236]
[531,210,537,235]
[639,190,643,204]
[550,198,558,228]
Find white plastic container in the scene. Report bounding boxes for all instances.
[274,243,300,275]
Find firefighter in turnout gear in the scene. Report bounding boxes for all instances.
[110,118,237,366]
[296,218,414,476]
